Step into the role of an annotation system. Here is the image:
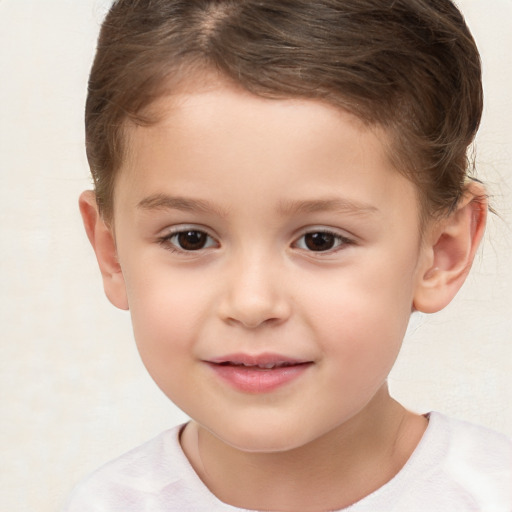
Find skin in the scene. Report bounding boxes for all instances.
[81,81,487,511]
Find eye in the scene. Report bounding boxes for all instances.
[161,229,218,252]
[294,230,352,252]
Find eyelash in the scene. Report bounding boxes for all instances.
[158,227,218,254]
[158,227,354,254]
[293,229,354,253]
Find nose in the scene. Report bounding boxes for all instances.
[217,253,292,329]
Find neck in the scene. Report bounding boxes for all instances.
[181,386,427,511]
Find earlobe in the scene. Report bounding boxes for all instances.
[413,183,487,314]
[79,191,129,311]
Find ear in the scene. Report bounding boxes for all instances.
[79,191,129,310]
[413,182,487,314]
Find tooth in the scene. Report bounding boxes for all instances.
[260,363,276,369]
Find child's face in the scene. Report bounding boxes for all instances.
[110,83,431,452]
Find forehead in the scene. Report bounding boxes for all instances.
[115,83,420,227]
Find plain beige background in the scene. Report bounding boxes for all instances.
[0,1,510,511]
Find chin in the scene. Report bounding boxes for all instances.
[206,418,324,454]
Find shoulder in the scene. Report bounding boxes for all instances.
[61,424,230,512]
[434,412,512,472]
[349,413,512,512]
[410,413,512,511]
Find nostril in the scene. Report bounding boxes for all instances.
[217,268,292,328]
[222,306,290,329]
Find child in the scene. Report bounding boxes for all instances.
[64,0,512,510]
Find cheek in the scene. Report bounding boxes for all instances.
[124,267,211,375]
[321,297,405,377]
[304,257,415,377]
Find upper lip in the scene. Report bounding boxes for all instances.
[206,353,312,369]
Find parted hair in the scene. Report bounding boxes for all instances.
[86,0,483,222]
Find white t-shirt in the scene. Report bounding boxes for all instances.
[62,412,512,511]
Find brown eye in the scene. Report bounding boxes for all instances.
[295,230,352,253]
[161,227,218,253]
[176,230,209,250]
[303,232,337,251]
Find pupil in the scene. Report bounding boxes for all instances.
[178,231,206,250]
[305,232,335,251]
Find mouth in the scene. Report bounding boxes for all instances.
[208,353,312,369]
[214,361,310,371]
[206,353,313,393]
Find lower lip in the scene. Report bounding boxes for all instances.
[207,363,312,393]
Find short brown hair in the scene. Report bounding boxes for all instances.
[86,0,483,222]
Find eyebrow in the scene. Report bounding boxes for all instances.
[137,194,378,217]
[277,197,379,216]
[137,194,228,216]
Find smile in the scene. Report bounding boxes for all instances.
[218,361,298,370]
[206,353,313,393]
